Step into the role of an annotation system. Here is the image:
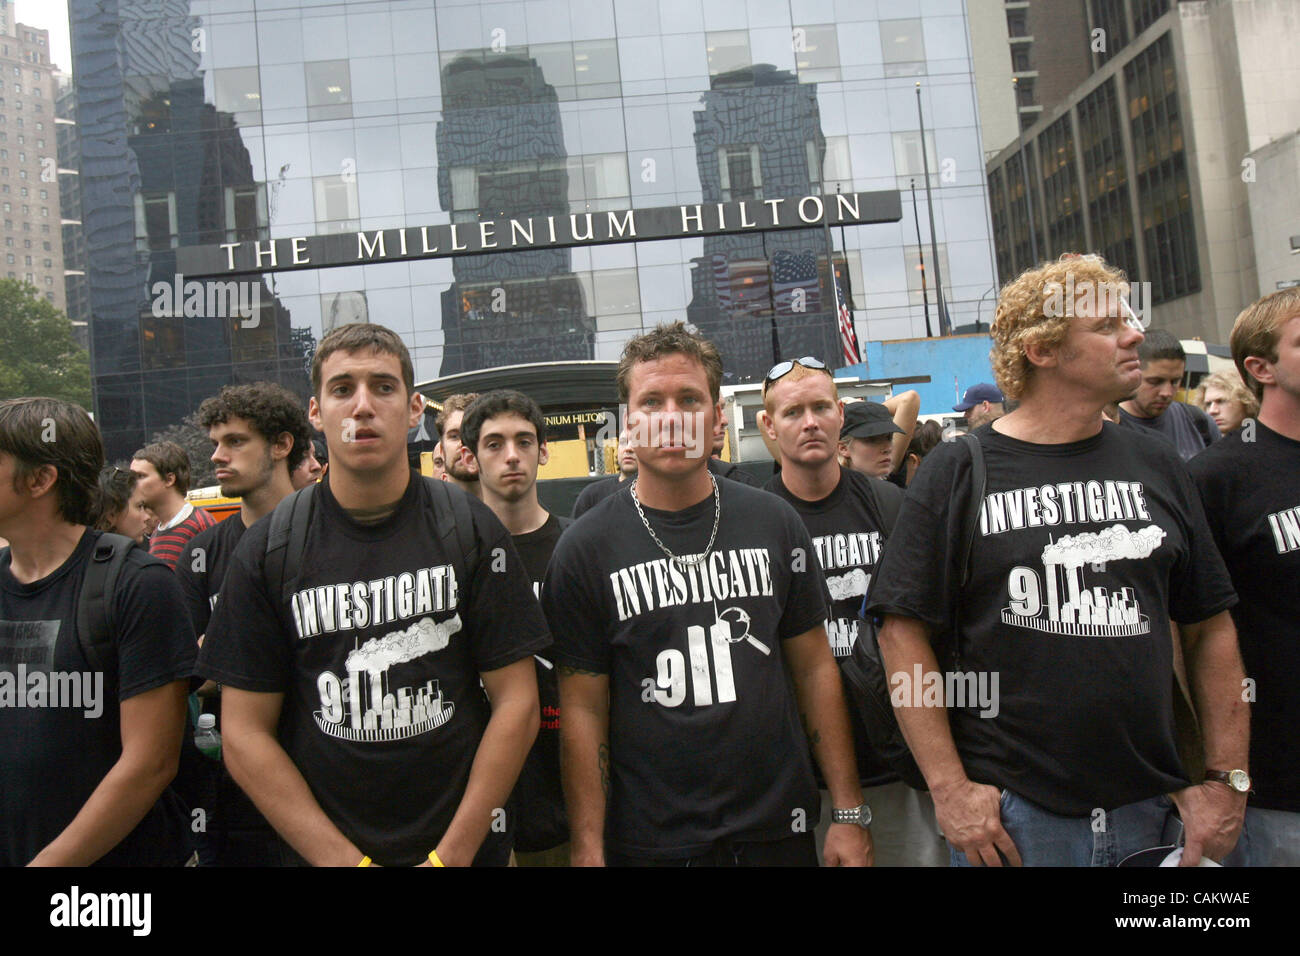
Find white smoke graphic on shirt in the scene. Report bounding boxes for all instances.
[826,568,870,601]
[345,614,462,672]
[1001,524,1167,638]
[1040,524,1166,568]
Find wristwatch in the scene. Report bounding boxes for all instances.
[831,804,872,828]
[1205,769,1251,793]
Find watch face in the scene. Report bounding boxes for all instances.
[1229,769,1250,792]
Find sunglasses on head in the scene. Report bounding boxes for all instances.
[764,356,827,385]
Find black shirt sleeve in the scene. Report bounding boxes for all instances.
[777,510,829,640]
[174,534,211,637]
[541,531,611,674]
[112,557,199,701]
[1164,454,1237,624]
[195,523,291,693]
[462,497,552,672]
[865,438,973,633]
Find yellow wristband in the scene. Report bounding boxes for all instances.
[428,850,445,867]
[357,855,372,867]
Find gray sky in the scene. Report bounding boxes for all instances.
[17,1,73,76]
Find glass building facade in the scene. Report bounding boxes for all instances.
[72,0,998,461]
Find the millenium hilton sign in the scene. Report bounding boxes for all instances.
[176,190,903,278]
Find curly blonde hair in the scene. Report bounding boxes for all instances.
[1194,370,1260,420]
[989,254,1130,400]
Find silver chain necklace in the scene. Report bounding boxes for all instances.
[629,474,720,567]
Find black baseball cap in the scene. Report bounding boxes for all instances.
[841,401,903,440]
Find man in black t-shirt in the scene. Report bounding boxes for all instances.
[1189,288,1300,866]
[176,382,314,866]
[868,256,1248,867]
[197,324,549,867]
[1118,329,1220,460]
[761,359,946,866]
[0,398,195,867]
[544,322,871,866]
[461,389,572,865]
[572,428,637,518]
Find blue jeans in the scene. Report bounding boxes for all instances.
[949,788,1181,867]
[1222,807,1300,867]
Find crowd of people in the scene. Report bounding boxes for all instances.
[0,252,1295,868]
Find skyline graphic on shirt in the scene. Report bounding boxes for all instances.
[1001,524,1166,637]
[313,614,461,742]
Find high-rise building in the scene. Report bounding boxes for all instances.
[71,0,1000,461]
[56,75,90,350]
[984,0,1300,342]
[0,2,65,313]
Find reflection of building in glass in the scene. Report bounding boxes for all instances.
[72,0,307,460]
[687,66,841,383]
[436,52,591,375]
[72,1,1003,443]
[57,78,90,350]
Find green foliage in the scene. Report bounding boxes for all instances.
[0,280,91,408]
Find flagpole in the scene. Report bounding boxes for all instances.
[916,82,948,335]
[911,178,932,338]
[820,189,856,366]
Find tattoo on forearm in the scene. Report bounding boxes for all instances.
[598,743,610,796]
[558,664,604,678]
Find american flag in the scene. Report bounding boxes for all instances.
[711,253,732,311]
[834,272,861,365]
[771,249,820,314]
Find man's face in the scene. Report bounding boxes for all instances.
[290,444,323,490]
[841,434,893,477]
[1260,314,1300,403]
[616,431,638,477]
[0,452,28,532]
[209,416,277,498]
[624,353,717,480]
[128,458,171,509]
[1128,358,1185,418]
[308,348,423,477]
[964,401,996,428]
[1051,301,1147,405]
[472,413,548,504]
[430,442,447,480]
[762,373,842,468]
[440,410,478,483]
[1201,386,1245,433]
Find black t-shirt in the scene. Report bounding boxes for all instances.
[543,478,827,859]
[197,473,551,866]
[766,467,902,786]
[176,515,247,637]
[508,512,572,852]
[866,422,1237,815]
[1119,402,1219,461]
[1189,422,1300,812]
[0,529,196,866]
[572,475,627,519]
[708,457,762,487]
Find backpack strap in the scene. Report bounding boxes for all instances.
[265,484,317,607]
[424,478,479,600]
[76,532,163,698]
[948,433,987,669]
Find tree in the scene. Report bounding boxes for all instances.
[0,280,91,407]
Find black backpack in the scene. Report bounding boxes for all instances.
[264,478,479,608]
[840,434,987,791]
